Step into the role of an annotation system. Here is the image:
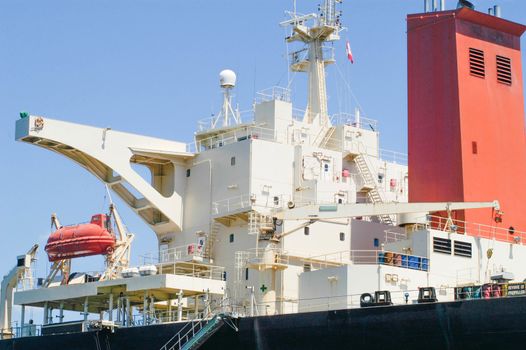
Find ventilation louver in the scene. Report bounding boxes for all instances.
[454,240,472,258]
[433,237,452,254]
[496,55,512,85]
[469,48,485,78]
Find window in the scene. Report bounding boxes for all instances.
[222,271,227,281]
[454,240,472,258]
[338,198,343,204]
[373,238,379,248]
[186,169,191,177]
[229,234,234,243]
[496,55,512,85]
[303,263,311,272]
[378,173,384,184]
[469,48,485,78]
[304,227,310,236]
[472,141,478,155]
[231,156,236,166]
[273,196,280,205]
[245,268,249,280]
[340,232,345,241]
[433,237,452,254]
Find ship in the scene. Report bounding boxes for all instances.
[2,0,526,349]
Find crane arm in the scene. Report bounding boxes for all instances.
[274,201,500,221]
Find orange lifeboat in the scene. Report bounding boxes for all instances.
[45,214,116,262]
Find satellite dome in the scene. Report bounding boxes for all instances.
[219,69,236,88]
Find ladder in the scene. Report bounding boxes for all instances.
[159,313,226,350]
[203,221,221,260]
[319,126,336,149]
[354,154,393,225]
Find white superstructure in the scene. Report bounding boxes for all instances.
[5,0,526,337]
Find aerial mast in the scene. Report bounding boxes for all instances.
[281,0,343,126]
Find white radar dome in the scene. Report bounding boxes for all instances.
[219,69,236,88]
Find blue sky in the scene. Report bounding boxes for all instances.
[0,0,525,322]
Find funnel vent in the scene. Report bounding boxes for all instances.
[469,48,485,78]
[496,55,512,85]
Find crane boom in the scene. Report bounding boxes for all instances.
[274,201,500,221]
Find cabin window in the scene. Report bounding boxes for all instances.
[469,48,485,78]
[433,237,452,254]
[338,198,343,204]
[454,240,472,258]
[496,55,512,85]
[304,227,310,236]
[231,156,236,166]
[340,232,345,241]
[373,238,379,247]
[273,196,280,205]
[186,169,191,177]
[222,271,227,281]
[245,268,249,280]
[229,233,234,243]
[472,142,478,155]
[303,263,312,272]
[378,173,384,184]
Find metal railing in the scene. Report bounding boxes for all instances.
[255,86,291,104]
[196,110,254,133]
[379,149,408,165]
[140,244,205,266]
[305,250,430,271]
[0,324,41,340]
[428,215,526,245]
[330,113,378,132]
[187,125,285,153]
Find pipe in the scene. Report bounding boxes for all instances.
[440,0,445,11]
[424,0,431,13]
[494,5,501,18]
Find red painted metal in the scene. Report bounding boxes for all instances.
[407,9,526,235]
[45,214,116,262]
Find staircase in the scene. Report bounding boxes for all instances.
[159,313,226,350]
[319,126,336,149]
[354,154,393,225]
[203,221,222,260]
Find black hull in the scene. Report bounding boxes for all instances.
[2,296,526,350]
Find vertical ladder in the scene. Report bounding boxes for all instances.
[204,221,221,260]
[354,154,393,225]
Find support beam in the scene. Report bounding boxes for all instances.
[108,294,113,322]
[83,297,89,322]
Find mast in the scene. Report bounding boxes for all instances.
[281,0,343,126]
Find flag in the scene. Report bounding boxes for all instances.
[346,40,354,64]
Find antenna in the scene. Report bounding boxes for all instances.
[281,0,344,126]
[211,70,240,128]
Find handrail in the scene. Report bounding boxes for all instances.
[159,299,231,350]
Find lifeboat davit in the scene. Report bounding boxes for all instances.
[45,214,116,262]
